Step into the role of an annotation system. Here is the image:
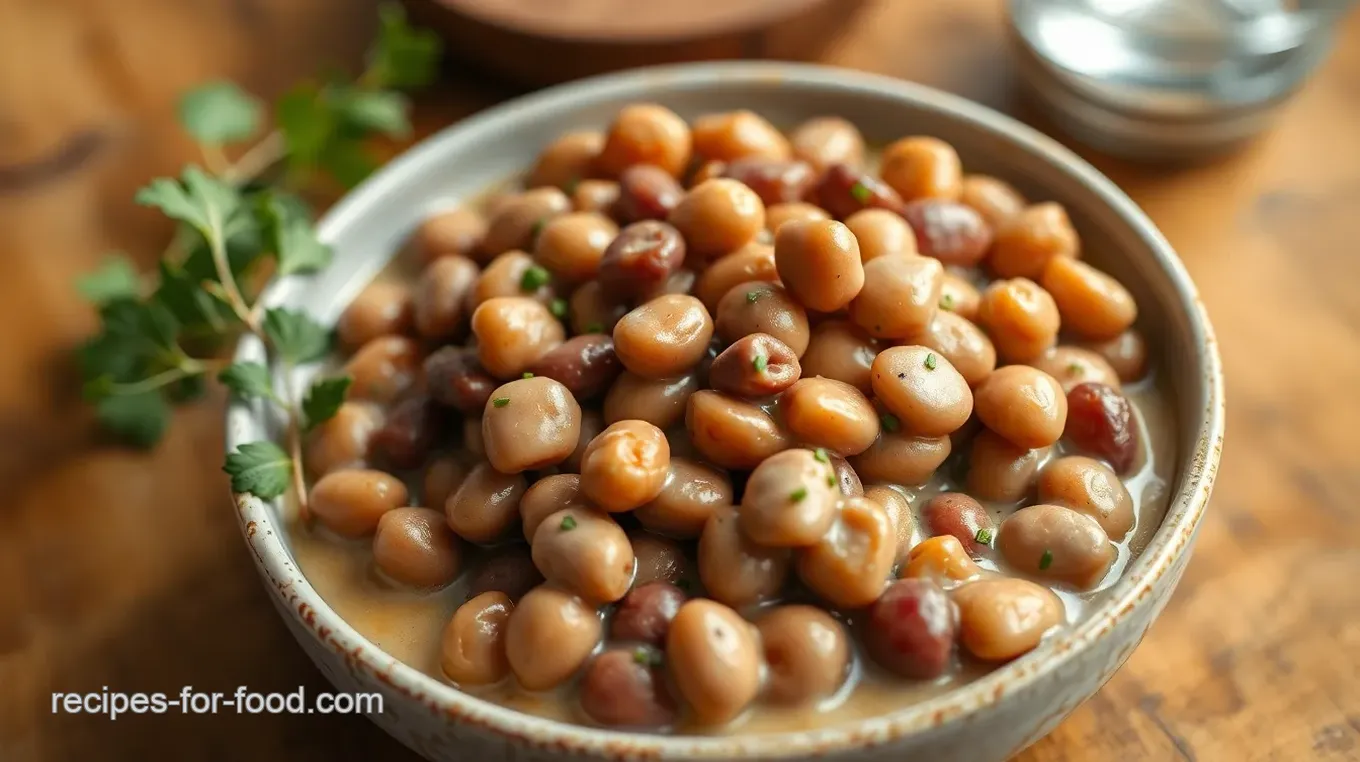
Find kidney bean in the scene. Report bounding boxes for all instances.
[611,581,687,645]
[466,546,543,602]
[708,333,800,398]
[613,164,685,223]
[814,163,905,220]
[424,346,496,413]
[1065,382,1139,473]
[579,648,677,728]
[527,334,622,401]
[954,578,1064,661]
[865,578,957,679]
[922,492,995,555]
[372,393,445,470]
[723,158,817,207]
[597,221,686,301]
[900,199,993,268]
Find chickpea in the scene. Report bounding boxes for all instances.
[901,535,982,584]
[870,345,974,437]
[845,208,917,263]
[976,277,1061,363]
[528,130,604,190]
[757,606,850,705]
[773,219,865,312]
[533,212,618,284]
[596,221,686,302]
[520,474,584,541]
[612,580,687,644]
[481,377,582,474]
[630,533,694,587]
[531,507,634,603]
[989,202,1079,280]
[310,469,408,538]
[446,462,526,544]
[790,116,865,172]
[938,272,982,322]
[1080,328,1149,383]
[635,458,732,538]
[921,492,995,554]
[879,136,963,201]
[848,255,944,340]
[568,280,628,336]
[1037,455,1134,540]
[740,449,841,547]
[1030,345,1121,394]
[415,206,487,264]
[799,320,879,394]
[850,431,952,486]
[669,178,766,262]
[958,175,1026,230]
[694,241,777,313]
[781,378,880,456]
[666,599,763,725]
[337,281,413,349]
[482,187,572,258]
[373,507,462,589]
[441,591,514,685]
[603,371,699,430]
[973,365,1067,449]
[691,109,791,162]
[305,401,381,476]
[967,429,1047,503]
[766,202,830,233]
[572,179,620,215]
[954,578,1064,661]
[471,250,555,308]
[998,504,1115,589]
[612,295,714,379]
[596,104,692,178]
[686,390,793,469]
[505,585,602,691]
[864,484,914,565]
[910,311,997,388]
[715,280,811,357]
[579,648,677,728]
[579,420,671,512]
[345,335,421,405]
[413,255,479,340]
[1040,257,1138,340]
[471,296,566,379]
[798,496,896,609]
[698,505,790,607]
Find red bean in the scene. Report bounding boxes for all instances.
[613,164,684,223]
[864,578,957,679]
[813,164,905,220]
[527,335,622,400]
[424,346,497,413]
[723,158,817,207]
[465,546,544,602]
[901,200,993,267]
[921,492,995,555]
[1065,382,1138,474]
[610,581,687,646]
[579,648,677,728]
[597,221,687,301]
[371,394,446,470]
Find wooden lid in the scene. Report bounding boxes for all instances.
[439,0,830,42]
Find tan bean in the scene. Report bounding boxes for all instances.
[848,255,943,339]
[901,535,981,584]
[481,376,582,474]
[790,116,865,172]
[1079,328,1149,383]
[870,345,974,437]
[829,454,864,497]
[472,250,555,307]
[373,507,462,589]
[879,136,963,201]
[345,335,421,405]
[305,402,381,476]
[1040,257,1137,340]
[415,206,487,264]
[757,606,850,705]
[441,591,513,685]
[310,469,408,538]
[572,179,620,215]
[1037,455,1134,540]
[613,294,713,379]
[413,255,479,339]
[691,110,791,162]
[635,458,732,538]
[974,365,1067,449]
[505,585,602,691]
[715,280,810,357]
[989,202,1079,280]
[423,454,470,511]
[799,320,879,394]
[958,175,1026,230]
[937,272,982,321]
[532,507,634,603]
[686,390,793,469]
[766,202,830,233]
[528,130,604,190]
[533,212,618,284]
[850,431,951,486]
[966,429,1048,503]
[568,280,628,336]
[845,208,917,263]
[563,409,605,474]
[338,281,413,349]
[446,462,526,544]
[482,187,572,258]
[629,534,693,588]
[521,474,585,541]
[698,505,790,607]
[694,241,777,313]
[471,296,566,379]
[666,599,763,725]
[463,417,484,458]
[1030,346,1121,394]
[740,449,841,547]
[603,371,698,430]
[910,311,997,388]
[864,484,914,565]
[954,578,1064,661]
[579,420,671,512]
[597,104,692,178]
[798,496,896,608]
[976,277,1061,363]
[781,378,880,456]
[774,219,865,312]
[998,504,1115,589]
[669,178,766,262]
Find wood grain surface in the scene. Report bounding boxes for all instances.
[2,1,1358,760]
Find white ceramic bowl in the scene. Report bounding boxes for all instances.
[228,61,1225,762]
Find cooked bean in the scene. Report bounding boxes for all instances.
[698,504,790,607]
[709,333,800,398]
[472,250,556,307]
[471,296,566,379]
[531,506,634,603]
[446,462,527,543]
[814,163,904,220]
[910,311,997,388]
[686,390,793,469]
[998,504,1115,589]
[694,241,777,313]
[612,581,687,645]
[463,417,485,458]
[798,496,896,608]
[864,484,913,565]
[562,409,605,474]
[528,334,622,400]
[958,175,1026,230]
[604,370,698,430]
[505,585,602,691]
[374,507,462,589]
[310,469,408,538]
[579,648,677,728]
[758,606,850,705]
[305,401,381,476]
[954,577,1064,661]
[850,430,952,486]
[901,200,993,268]
[1038,455,1134,540]
[481,377,582,474]
[715,280,810,357]
[423,455,470,512]
[781,378,880,456]
[773,219,865,312]
[870,345,973,437]
[1041,257,1137,340]
[423,346,495,413]
[635,458,732,538]
[521,474,585,541]
[689,159,727,187]
[880,136,963,201]
[413,255,479,339]
[790,116,865,172]
[1080,328,1149,382]
[976,277,1060,363]
[669,178,765,262]
[597,104,691,178]
[922,492,995,555]
[466,547,543,602]
[740,449,840,547]
[1030,346,1121,394]
[482,187,572,257]
[441,591,513,685]
[937,272,982,321]
[639,267,698,303]
[338,281,414,348]
[1065,382,1139,474]
[865,579,956,679]
[533,212,618,284]
[845,208,917,263]
[724,158,817,207]
[902,535,982,584]
[966,429,1048,503]
[612,295,713,379]
[974,365,1067,449]
[579,420,671,512]
[848,255,943,340]
[766,202,830,233]
[596,221,686,301]
[692,110,791,163]
[799,319,878,393]
[372,393,445,469]
[528,130,604,190]
[568,280,628,336]
[345,335,421,405]
[572,179,621,215]
[830,454,864,497]
[630,533,693,587]
[666,599,762,725]
[613,164,685,223]
[989,202,1079,280]
[416,206,488,264]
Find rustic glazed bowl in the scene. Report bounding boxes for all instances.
[228,62,1225,761]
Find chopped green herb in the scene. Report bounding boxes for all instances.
[827,475,837,488]
[519,264,550,291]
[529,217,548,242]
[1039,549,1054,570]
[790,486,809,503]
[813,447,830,463]
[975,528,994,545]
[746,289,763,304]
[1067,362,1084,376]
[584,322,605,334]
[522,372,535,379]
[548,297,568,319]
[492,397,510,408]
[849,181,871,204]
[939,293,955,310]
[752,354,768,373]
[560,515,578,531]
[881,412,900,432]
[924,352,938,371]
[564,177,580,196]
[633,648,664,667]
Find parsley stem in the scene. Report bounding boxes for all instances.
[201,142,230,176]
[222,131,287,185]
[102,366,198,396]
[278,359,311,523]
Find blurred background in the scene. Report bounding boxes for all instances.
[2,1,1359,760]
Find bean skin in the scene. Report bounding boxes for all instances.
[976,277,1061,363]
[466,547,543,602]
[1037,455,1134,540]
[665,599,763,725]
[869,345,974,437]
[596,104,691,178]
[966,429,1048,503]
[766,202,831,233]
[790,117,865,172]
[800,320,879,394]
[613,164,685,223]
[310,470,409,539]
[998,503,1115,590]
[572,179,620,214]
[723,158,817,207]
[879,136,963,201]
[505,585,602,691]
[373,507,462,589]
[954,578,1064,661]
[424,346,497,413]
[848,255,943,340]
[441,591,513,685]
[974,365,1068,449]
[1030,345,1121,394]
[774,219,866,313]
[691,110,791,163]
[579,649,677,728]
[668,178,766,262]
[1040,257,1137,340]
[958,175,1026,230]
[845,208,917,262]
[989,202,1079,280]
[901,535,982,584]
[446,462,526,544]
[345,335,421,405]
[527,334,622,400]
[337,281,414,349]
[597,221,686,301]
[481,188,572,258]
[900,200,992,267]
[1079,329,1149,383]
[909,311,997,388]
[304,402,382,476]
[864,484,914,565]
[413,255,479,340]
[415,206,487,264]
[520,474,585,541]
[864,578,957,679]
[528,131,603,190]
[708,333,801,398]
[471,297,566,379]
[694,242,777,313]
[612,294,714,379]
[922,492,995,555]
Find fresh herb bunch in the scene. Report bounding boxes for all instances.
[75,4,441,514]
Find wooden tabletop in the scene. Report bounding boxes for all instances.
[3,2,1359,760]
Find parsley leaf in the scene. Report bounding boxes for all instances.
[177,81,263,144]
[223,441,292,498]
[76,255,142,305]
[262,308,330,364]
[257,191,333,275]
[302,376,352,430]
[135,167,241,242]
[218,362,276,400]
[338,90,411,139]
[97,391,171,448]
[276,84,335,171]
[366,3,443,90]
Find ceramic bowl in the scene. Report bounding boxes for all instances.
[227,61,1225,762]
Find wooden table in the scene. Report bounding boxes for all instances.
[3,2,1359,760]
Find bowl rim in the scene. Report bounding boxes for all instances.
[228,60,1225,758]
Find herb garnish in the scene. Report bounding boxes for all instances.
[560,515,578,531]
[790,487,809,503]
[924,352,938,370]
[1039,549,1054,570]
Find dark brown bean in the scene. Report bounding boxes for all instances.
[597,221,686,301]
[865,578,957,679]
[415,207,486,264]
[413,255,479,339]
[1065,382,1139,474]
[708,333,800,398]
[481,188,572,258]
[527,334,622,400]
[723,158,817,207]
[579,649,677,728]
[814,163,905,220]
[466,546,543,602]
[922,493,995,555]
[372,393,445,470]
[613,164,685,223]
[424,346,496,413]
[611,581,687,645]
[901,199,993,267]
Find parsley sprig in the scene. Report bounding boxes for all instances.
[75,4,441,517]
